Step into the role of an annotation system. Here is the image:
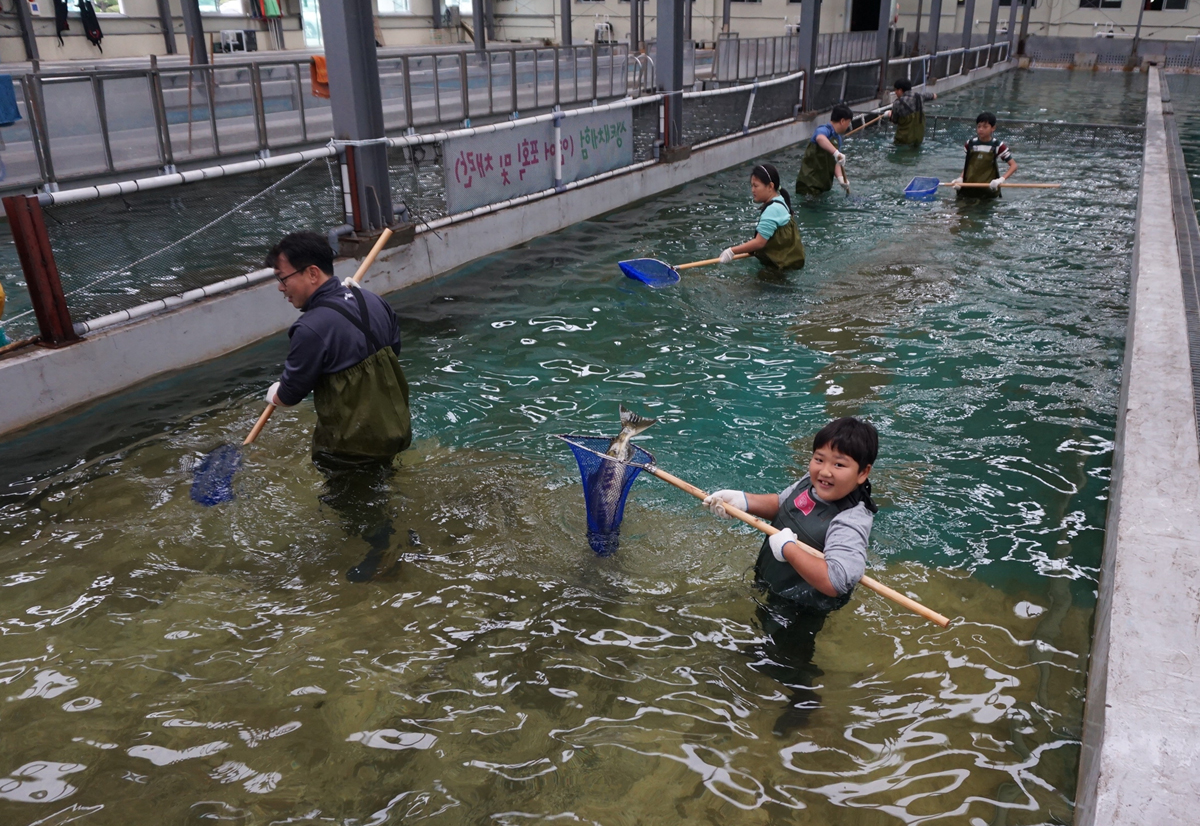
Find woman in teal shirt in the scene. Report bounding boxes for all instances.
[719,163,806,271]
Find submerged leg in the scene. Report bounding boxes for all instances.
[314,452,399,582]
[747,600,830,736]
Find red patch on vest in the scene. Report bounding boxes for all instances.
[794,488,816,516]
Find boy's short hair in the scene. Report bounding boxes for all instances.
[830,104,854,123]
[976,111,998,126]
[266,230,335,275]
[893,78,913,93]
[813,417,878,470]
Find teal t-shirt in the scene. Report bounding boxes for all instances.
[756,196,791,240]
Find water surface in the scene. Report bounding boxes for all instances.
[0,70,1142,824]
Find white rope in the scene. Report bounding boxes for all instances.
[0,157,322,330]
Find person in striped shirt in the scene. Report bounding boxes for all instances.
[950,112,1018,198]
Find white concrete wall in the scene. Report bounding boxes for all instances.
[1074,67,1200,825]
[0,59,1011,437]
[897,0,1200,44]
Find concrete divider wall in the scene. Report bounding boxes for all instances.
[1074,67,1200,824]
[0,60,1013,438]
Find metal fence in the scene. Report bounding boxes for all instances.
[0,44,632,194]
[0,40,1010,347]
[714,30,894,83]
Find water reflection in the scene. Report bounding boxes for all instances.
[0,70,1137,823]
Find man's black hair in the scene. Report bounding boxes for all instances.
[830,104,854,123]
[893,77,913,93]
[976,111,998,127]
[266,230,335,276]
[813,417,878,470]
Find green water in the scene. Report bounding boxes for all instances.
[0,70,1144,824]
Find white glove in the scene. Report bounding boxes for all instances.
[265,381,281,406]
[989,177,1004,191]
[950,177,963,191]
[833,150,846,166]
[341,276,360,289]
[702,489,747,519]
[837,176,850,193]
[718,248,736,264]
[769,528,799,563]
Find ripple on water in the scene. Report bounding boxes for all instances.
[0,70,1134,824]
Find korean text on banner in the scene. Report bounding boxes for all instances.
[443,108,635,215]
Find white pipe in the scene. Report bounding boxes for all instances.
[42,147,339,208]
[73,268,276,336]
[682,70,805,100]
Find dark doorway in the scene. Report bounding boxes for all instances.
[850,0,881,31]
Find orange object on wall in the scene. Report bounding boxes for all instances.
[310,56,330,99]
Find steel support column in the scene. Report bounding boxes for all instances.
[156,0,178,54]
[473,0,486,52]
[1017,0,1031,55]
[318,0,393,231]
[986,0,1000,65]
[561,0,572,44]
[961,0,977,50]
[658,0,685,148]
[14,0,39,61]
[722,0,731,33]
[927,0,943,62]
[797,0,821,109]
[1006,0,1019,55]
[181,0,209,64]
[877,0,894,97]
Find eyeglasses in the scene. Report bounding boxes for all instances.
[274,267,305,285]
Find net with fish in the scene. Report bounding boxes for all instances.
[558,435,655,556]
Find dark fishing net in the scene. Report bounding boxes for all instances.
[558,434,655,556]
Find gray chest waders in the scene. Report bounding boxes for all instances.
[754,483,855,613]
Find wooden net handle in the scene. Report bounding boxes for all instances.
[676,253,752,270]
[643,465,952,628]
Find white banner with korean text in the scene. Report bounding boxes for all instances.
[444,108,636,215]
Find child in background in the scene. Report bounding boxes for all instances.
[795,104,853,198]
[951,112,1018,197]
[718,163,806,271]
[889,77,936,146]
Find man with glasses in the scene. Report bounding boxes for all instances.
[265,231,412,581]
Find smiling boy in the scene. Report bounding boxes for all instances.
[703,417,879,613]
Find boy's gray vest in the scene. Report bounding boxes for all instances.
[755,479,875,613]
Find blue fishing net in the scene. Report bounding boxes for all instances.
[190,444,242,506]
[559,435,655,556]
[618,258,680,288]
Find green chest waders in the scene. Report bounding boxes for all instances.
[795,141,837,198]
[310,291,413,460]
[961,146,1001,199]
[893,111,926,146]
[755,217,806,271]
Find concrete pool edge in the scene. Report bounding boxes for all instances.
[0,61,1015,438]
[1075,67,1200,825]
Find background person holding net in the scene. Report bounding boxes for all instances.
[889,77,937,147]
[265,232,413,582]
[717,163,806,273]
[795,105,853,199]
[702,417,879,732]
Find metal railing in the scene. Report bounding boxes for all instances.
[714,30,888,83]
[0,44,632,194]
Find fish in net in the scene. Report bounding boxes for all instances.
[559,434,656,556]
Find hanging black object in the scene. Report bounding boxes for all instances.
[53,0,69,45]
[79,0,104,51]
